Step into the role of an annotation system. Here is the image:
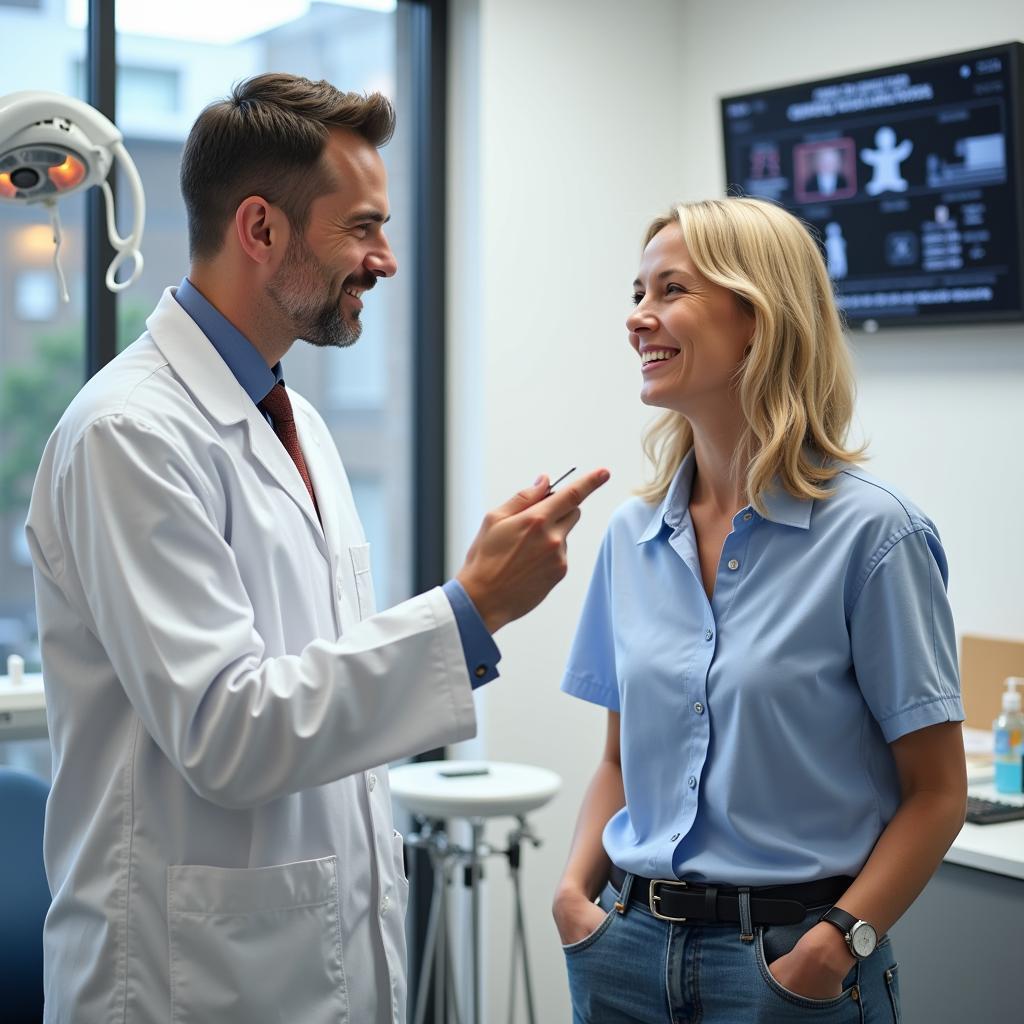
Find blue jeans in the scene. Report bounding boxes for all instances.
[563,880,901,1023]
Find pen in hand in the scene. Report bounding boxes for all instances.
[547,467,576,495]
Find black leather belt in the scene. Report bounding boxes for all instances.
[608,865,851,926]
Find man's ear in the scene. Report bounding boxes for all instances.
[234,196,289,267]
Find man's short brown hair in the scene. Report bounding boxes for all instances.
[180,73,395,261]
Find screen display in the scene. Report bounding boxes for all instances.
[721,44,1024,327]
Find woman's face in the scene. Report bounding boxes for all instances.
[627,223,754,417]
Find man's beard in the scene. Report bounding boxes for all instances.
[267,234,373,349]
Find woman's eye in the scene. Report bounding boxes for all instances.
[631,292,644,306]
[666,283,686,295]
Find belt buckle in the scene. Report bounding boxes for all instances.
[648,879,688,922]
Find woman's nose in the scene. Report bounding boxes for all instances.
[626,305,655,334]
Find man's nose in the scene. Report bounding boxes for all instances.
[367,237,398,279]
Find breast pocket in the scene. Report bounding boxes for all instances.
[167,856,346,1024]
[349,543,376,620]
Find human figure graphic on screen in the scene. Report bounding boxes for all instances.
[824,222,848,279]
[862,126,913,195]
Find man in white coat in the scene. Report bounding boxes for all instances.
[26,73,609,1024]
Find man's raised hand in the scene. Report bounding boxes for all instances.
[456,468,611,634]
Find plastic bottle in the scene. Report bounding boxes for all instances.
[6,653,24,686]
[993,677,1024,795]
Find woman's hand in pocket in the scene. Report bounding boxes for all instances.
[768,923,854,999]
[552,887,608,946]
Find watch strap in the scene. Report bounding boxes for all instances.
[819,905,858,937]
[820,905,877,960]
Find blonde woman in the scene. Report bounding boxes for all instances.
[552,198,966,1022]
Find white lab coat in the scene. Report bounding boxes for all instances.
[25,288,477,1024]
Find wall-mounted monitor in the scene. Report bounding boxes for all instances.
[721,43,1024,329]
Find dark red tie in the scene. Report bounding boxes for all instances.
[258,382,321,522]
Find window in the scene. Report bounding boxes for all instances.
[0,1,87,775]
[1,0,446,999]
[113,0,414,608]
[74,62,182,121]
[0,3,87,676]
[14,267,61,321]
[1,2,438,653]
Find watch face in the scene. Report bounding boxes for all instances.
[850,922,877,958]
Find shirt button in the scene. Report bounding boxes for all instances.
[336,580,344,600]
[474,664,487,679]
[704,628,713,642]
[368,773,377,792]
[727,559,739,571]
[670,833,680,842]
[694,702,704,715]
[381,894,391,915]
[688,776,697,789]
[743,513,753,522]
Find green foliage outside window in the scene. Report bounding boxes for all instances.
[0,303,149,515]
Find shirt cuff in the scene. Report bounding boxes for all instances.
[442,579,501,688]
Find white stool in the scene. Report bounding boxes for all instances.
[390,760,561,1024]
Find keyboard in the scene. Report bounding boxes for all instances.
[965,795,1024,825]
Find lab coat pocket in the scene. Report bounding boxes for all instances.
[349,543,376,620]
[167,856,347,1024]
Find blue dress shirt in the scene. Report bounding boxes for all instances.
[174,278,499,687]
[562,449,962,885]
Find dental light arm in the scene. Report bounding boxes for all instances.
[0,90,145,300]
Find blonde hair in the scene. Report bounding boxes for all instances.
[637,197,866,511]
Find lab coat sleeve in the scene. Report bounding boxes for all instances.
[49,413,476,808]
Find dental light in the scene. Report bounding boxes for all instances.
[0,90,145,302]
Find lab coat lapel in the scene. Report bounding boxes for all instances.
[245,410,327,544]
[146,288,327,549]
[294,402,353,560]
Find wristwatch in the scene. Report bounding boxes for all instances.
[819,906,878,960]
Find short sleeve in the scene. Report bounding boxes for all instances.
[849,522,964,743]
[561,530,620,710]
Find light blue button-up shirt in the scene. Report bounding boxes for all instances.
[174,278,499,687]
[562,450,963,885]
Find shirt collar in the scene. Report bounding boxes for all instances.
[759,482,813,529]
[637,447,813,544]
[638,449,697,544]
[174,277,283,405]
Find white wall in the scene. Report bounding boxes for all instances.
[670,0,1024,642]
[447,1,1024,1019]
[447,1,685,1017]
